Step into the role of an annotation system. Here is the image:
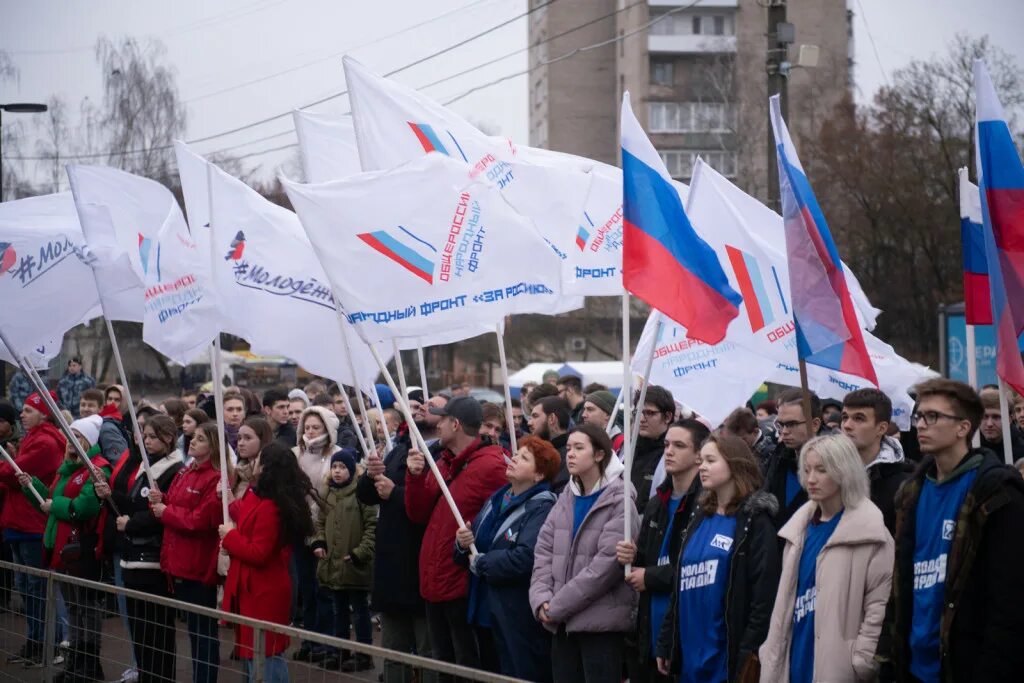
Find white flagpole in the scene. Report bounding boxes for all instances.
[966,323,981,448]
[417,345,431,401]
[606,394,622,437]
[621,292,633,577]
[368,343,477,555]
[629,312,663,454]
[494,325,518,455]
[66,171,157,491]
[0,442,46,506]
[373,394,395,453]
[392,341,410,399]
[998,379,1014,465]
[206,163,231,522]
[334,387,370,456]
[335,316,377,457]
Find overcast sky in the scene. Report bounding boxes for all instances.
[2,0,1022,187]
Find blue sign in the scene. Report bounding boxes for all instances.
[946,314,1024,387]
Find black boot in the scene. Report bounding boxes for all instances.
[341,653,375,672]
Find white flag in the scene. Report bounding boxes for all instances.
[343,57,592,301]
[293,110,362,183]
[174,142,386,390]
[67,164,219,360]
[283,153,565,343]
[0,193,102,362]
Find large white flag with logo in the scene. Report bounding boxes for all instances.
[174,142,386,389]
[0,193,102,364]
[293,109,362,182]
[343,57,594,299]
[283,153,565,343]
[66,164,219,362]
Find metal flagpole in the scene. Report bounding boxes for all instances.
[417,345,430,401]
[334,386,370,456]
[966,323,981,448]
[997,379,1014,465]
[334,315,378,457]
[206,163,230,522]
[368,344,477,556]
[629,313,663,455]
[621,292,633,577]
[495,325,518,455]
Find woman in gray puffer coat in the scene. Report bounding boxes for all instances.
[530,423,639,683]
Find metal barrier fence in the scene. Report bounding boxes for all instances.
[0,560,522,683]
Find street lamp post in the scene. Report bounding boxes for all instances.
[0,101,49,398]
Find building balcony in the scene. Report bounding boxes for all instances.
[650,0,737,7]
[648,34,737,54]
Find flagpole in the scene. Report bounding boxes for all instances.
[334,387,370,456]
[997,379,1014,465]
[606,393,622,437]
[494,325,518,455]
[336,318,378,457]
[417,345,431,401]
[368,343,478,555]
[629,312,663,455]
[66,172,157,491]
[0,442,47,506]
[966,323,981,447]
[373,394,395,453]
[392,341,409,399]
[798,358,815,434]
[206,163,231,522]
[621,292,633,577]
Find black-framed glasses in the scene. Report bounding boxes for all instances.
[639,409,662,419]
[911,410,965,426]
[774,418,807,431]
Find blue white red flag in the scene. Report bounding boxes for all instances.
[769,95,877,386]
[620,92,740,344]
[959,168,991,325]
[973,60,1024,395]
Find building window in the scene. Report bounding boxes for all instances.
[651,60,673,86]
[652,11,735,36]
[659,149,737,180]
[648,102,734,133]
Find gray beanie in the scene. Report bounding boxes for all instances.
[585,390,616,416]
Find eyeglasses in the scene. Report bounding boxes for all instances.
[639,409,662,419]
[911,411,965,426]
[774,419,807,431]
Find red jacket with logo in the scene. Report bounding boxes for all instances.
[159,459,223,586]
[405,438,508,603]
[0,422,63,535]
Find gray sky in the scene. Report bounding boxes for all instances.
[2,0,1022,187]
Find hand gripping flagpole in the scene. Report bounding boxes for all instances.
[206,164,231,523]
[66,173,158,492]
[417,345,431,401]
[629,312,664,456]
[0,443,46,506]
[495,325,518,456]
[367,343,478,556]
[621,292,634,577]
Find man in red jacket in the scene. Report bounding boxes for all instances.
[405,396,508,674]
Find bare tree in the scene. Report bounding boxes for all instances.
[34,96,71,193]
[0,51,33,199]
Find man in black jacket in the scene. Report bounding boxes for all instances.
[841,388,913,535]
[631,385,675,511]
[262,388,297,447]
[357,421,436,680]
[528,396,570,492]
[556,374,586,427]
[761,388,821,528]
[884,378,1024,682]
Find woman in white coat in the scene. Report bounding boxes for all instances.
[759,433,894,683]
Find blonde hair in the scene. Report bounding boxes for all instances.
[798,434,869,509]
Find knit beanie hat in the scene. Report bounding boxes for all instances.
[69,414,103,447]
[330,448,358,481]
[585,390,616,416]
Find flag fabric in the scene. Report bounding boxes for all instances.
[282,153,565,344]
[0,193,102,363]
[174,142,386,391]
[293,109,363,182]
[769,95,878,386]
[958,168,991,325]
[342,57,596,299]
[67,164,219,363]
[620,92,741,345]
[973,60,1024,395]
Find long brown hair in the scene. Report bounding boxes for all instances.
[699,432,763,516]
[567,423,614,491]
[195,422,235,480]
[144,414,178,455]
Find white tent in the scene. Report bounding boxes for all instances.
[508,361,624,397]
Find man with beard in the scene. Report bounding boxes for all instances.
[631,385,675,511]
[528,396,570,493]
[556,375,586,427]
[414,394,450,445]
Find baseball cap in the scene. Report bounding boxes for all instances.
[428,396,483,429]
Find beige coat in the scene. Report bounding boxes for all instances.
[759,499,894,682]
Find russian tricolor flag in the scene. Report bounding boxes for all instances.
[974,60,1024,396]
[769,95,878,386]
[620,92,740,345]
[959,168,992,325]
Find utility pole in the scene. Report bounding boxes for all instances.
[765,1,792,210]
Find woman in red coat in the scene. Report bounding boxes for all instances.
[219,442,317,683]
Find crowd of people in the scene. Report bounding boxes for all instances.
[1,359,1024,683]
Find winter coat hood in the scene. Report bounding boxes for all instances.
[297,406,340,453]
[567,448,625,497]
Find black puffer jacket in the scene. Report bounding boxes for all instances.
[887,448,1024,683]
[632,433,667,512]
[762,442,806,528]
[656,490,781,681]
[630,474,702,661]
[118,452,185,569]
